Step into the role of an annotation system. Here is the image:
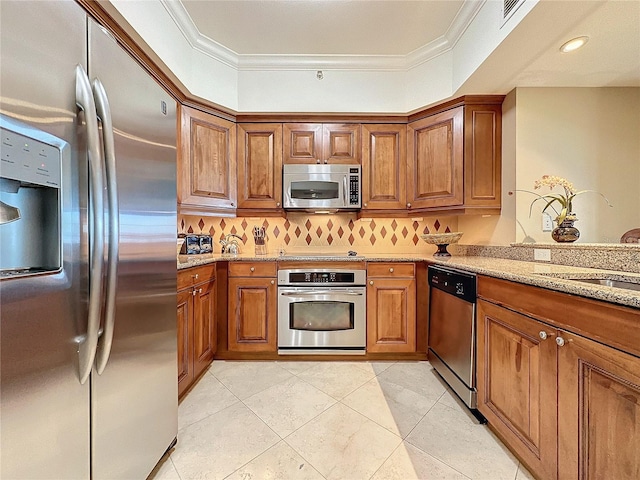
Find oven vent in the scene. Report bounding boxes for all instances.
[503,0,525,23]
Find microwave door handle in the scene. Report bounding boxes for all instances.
[75,65,104,385]
[343,175,348,205]
[92,77,119,376]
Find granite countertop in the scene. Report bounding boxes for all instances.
[177,252,640,309]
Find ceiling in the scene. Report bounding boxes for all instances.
[174,0,640,90]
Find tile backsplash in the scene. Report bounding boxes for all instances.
[179,214,458,254]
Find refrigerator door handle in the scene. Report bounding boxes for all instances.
[92,77,119,375]
[75,64,104,385]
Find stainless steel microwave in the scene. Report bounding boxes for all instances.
[282,164,361,211]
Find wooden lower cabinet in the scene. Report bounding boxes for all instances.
[478,294,640,480]
[228,268,277,353]
[177,268,216,398]
[366,263,416,353]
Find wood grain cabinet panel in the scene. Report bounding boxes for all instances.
[361,124,407,210]
[177,289,193,398]
[464,105,501,207]
[178,105,237,215]
[322,124,360,164]
[193,279,216,377]
[558,331,640,480]
[284,123,360,164]
[237,123,283,210]
[366,263,416,353]
[228,277,277,352]
[477,299,558,480]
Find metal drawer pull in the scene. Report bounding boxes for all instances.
[556,337,566,347]
[270,280,275,285]
[389,268,394,273]
[539,331,548,340]
[280,291,363,296]
[192,273,199,280]
[369,280,374,285]
[250,267,255,272]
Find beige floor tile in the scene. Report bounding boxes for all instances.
[406,403,519,480]
[351,360,397,375]
[276,361,323,375]
[516,463,537,480]
[438,385,467,411]
[226,441,325,480]
[148,457,180,480]
[171,402,280,480]
[209,361,293,400]
[371,442,470,480]
[296,362,376,399]
[285,403,402,480]
[243,377,336,437]
[342,377,438,438]
[378,362,448,399]
[178,372,239,430]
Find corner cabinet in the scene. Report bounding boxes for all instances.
[361,124,407,211]
[228,262,277,352]
[177,264,217,398]
[407,98,502,215]
[283,123,361,164]
[237,123,283,213]
[178,105,237,216]
[477,276,640,480]
[366,263,416,353]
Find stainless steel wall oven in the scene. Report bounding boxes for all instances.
[277,269,366,354]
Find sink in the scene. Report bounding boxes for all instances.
[567,278,640,292]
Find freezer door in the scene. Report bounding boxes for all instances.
[88,19,178,480]
[0,1,90,479]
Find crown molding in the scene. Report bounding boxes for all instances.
[161,0,486,72]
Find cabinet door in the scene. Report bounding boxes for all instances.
[477,300,558,480]
[323,124,360,164]
[407,106,463,210]
[463,105,501,208]
[283,123,323,164]
[367,277,416,353]
[177,289,194,398]
[228,277,277,352]
[557,331,640,480]
[237,123,283,210]
[362,124,407,210]
[178,105,237,212]
[193,279,216,378]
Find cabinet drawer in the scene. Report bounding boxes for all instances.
[228,262,277,277]
[367,263,415,278]
[177,263,216,290]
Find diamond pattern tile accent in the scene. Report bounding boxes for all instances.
[295,226,302,237]
[198,218,205,231]
[380,227,387,239]
[305,233,312,245]
[348,219,355,231]
[412,234,419,245]
[284,219,290,230]
[391,219,397,231]
[209,226,215,235]
[241,218,248,230]
[316,226,322,238]
[180,219,185,230]
[187,226,194,233]
[327,234,333,245]
[263,219,270,228]
[370,234,376,245]
[348,234,355,245]
[402,226,408,238]
[305,219,312,230]
[423,226,430,234]
[273,226,280,238]
[359,226,366,238]
[434,220,441,231]
[445,226,451,233]
[284,233,291,245]
[370,220,376,230]
[337,226,344,238]
[327,219,333,230]
[391,234,398,245]
[220,219,226,230]
[412,221,419,231]
[241,233,248,244]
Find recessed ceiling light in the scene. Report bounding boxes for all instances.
[560,36,589,53]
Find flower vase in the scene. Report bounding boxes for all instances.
[551,215,580,243]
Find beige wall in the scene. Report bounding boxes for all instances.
[462,87,640,244]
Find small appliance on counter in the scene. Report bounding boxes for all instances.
[179,234,212,254]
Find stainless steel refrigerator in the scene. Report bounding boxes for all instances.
[0,1,178,478]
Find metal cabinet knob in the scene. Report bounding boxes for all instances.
[250,267,255,272]
[369,280,374,285]
[539,331,548,340]
[192,273,199,280]
[276,202,280,207]
[231,202,234,207]
[270,280,275,285]
[556,337,566,347]
[407,203,412,208]
[363,203,368,207]
[324,159,328,164]
[198,288,202,293]
[389,268,394,273]
[192,289,197,296]
[316,159,321,164]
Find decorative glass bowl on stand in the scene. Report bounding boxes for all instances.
[420,232,464,257]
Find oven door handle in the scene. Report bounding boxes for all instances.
[279,290,364,296]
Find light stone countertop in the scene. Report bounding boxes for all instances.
[177,252,640,309]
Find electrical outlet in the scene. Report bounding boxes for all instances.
[541,213,554,232]
[534,248,551,262]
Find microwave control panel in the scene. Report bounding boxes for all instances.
[348,168,360,206]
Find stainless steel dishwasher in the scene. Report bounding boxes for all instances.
[428,265,484,420]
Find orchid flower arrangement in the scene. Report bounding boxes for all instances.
[525,175,613,225]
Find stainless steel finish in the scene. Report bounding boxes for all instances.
[280,290,364,296]
[277,268,367,287]
[279,348,366,355]
[556,337,566,347]
[1,1,90,477]
[282,163,361,210]
[76,63,105,385]
[88,19,177,480]
[271,279,275,284]
[429,352,475,407]
[370,280,374,285]
[539,331,548,340]
[0,199,20,223]
[568,277,640,291]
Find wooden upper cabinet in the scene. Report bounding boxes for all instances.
[407,107,464,210]
[361,124,407,210]
[178,105,237,215]
[284,123,360,164]
[237,123,283,210]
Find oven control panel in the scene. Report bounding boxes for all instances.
[278,269,367,286]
